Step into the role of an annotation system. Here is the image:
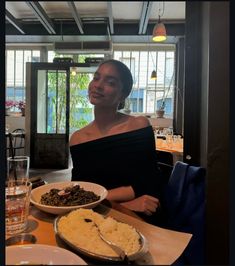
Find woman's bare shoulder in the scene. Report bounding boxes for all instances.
[69,123,93,146]
[128,115,151,130]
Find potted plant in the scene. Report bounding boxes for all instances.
[156,101,166,118]
[156,72,175,118]
[5,100,16,115]
[122,98,132,114]
[16,100,26,116]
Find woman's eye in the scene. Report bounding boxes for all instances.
[107,81,115,86]
[106,80,116,86]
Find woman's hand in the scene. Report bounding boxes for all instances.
[120,195,160,216]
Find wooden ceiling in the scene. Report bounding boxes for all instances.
[6,1,185,44]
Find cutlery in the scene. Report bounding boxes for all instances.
[84,218,130,263]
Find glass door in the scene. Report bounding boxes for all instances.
[25,62,95,169]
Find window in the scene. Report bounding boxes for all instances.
[114,48,175,117]
[6,46,175,118]
[6,49,41,110]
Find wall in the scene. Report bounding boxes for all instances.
[6,116,25,132]
[148,117,173,129]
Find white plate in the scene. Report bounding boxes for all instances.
[30,181,108,215]
[54,211,148,262]
[6,244,87,265]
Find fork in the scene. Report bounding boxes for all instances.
[84,218,129,262]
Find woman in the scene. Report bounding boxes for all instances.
[70,59,165,224]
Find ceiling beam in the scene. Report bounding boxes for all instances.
[5,34,179,45]
[142,2,153,34]
[5,9,25,34]
[138,2,148,34]
[67,1,84,34]
[107,2,114,35]
[26,1,56,34]
[6,21,185,37]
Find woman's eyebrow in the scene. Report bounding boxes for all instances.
[104,75,119,82]
[94,71,119,82]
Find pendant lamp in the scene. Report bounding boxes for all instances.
[152,2,166,42]
[151,70,157,80]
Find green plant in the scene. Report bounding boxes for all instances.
[47,70,91,133]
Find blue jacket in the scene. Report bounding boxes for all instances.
[163,161,206,265]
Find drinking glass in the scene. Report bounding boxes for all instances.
[166,134,173,149]
[5,179,32,235]
[7,156,30,182]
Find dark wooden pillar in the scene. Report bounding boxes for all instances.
[185,1,229,264]
[174,37,185,136]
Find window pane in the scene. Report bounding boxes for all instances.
[156,51,165,87]
[24,51,32,86]
[32,50,40,62]
[6,51,15,87]
[15,51,24,87]
[48,51,55,62]
[114,46,175,117]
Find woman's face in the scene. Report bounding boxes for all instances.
[88,63,124,109]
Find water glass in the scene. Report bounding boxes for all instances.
[5,180,32,236]
[7,156,30,182]
[166,134,173,148]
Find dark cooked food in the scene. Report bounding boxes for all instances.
[40,184,100,206]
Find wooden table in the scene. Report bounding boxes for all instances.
[156,138,183,164]
[17,202,192,265]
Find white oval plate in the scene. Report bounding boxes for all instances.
[6,244,87,265]
[54,211,148,262]
[30,181,108,215]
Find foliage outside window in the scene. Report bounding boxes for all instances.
[47,70,92,133]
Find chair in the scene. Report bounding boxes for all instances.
[6,133,14,157]
[156,150,174,183]
[11,128,25,156]
[156,150,173,165]
[162,161,206,265]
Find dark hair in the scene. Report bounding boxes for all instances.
[99,59,133,108]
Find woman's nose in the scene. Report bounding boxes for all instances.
[94,79,104,90]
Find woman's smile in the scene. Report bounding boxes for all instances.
[90,91,104,98]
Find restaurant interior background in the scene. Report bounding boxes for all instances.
[4,1,230,264]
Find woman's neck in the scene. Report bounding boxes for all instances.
[93,107,127,134]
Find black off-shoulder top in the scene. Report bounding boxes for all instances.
[70,126,164,201]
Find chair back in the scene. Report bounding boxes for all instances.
[156,150,174,184]
[11,129,25,156]
[6,133,14,157]
[163,161,206,265]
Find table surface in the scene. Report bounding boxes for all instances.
[6,201,192,265]
[155,138,183,154]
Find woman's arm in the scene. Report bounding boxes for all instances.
[106,186,135,202]
[107,186,161,216]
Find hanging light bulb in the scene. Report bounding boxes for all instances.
[70,67,77,76]
[151,70,157,80]
[152,2,167,42]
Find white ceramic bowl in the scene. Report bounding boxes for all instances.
[6,244,87,265]
[30,181,108,215]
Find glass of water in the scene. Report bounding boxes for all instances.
[5,179,32,236]
[7,156,30,182]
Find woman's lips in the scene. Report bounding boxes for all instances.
[90,92,104,98]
